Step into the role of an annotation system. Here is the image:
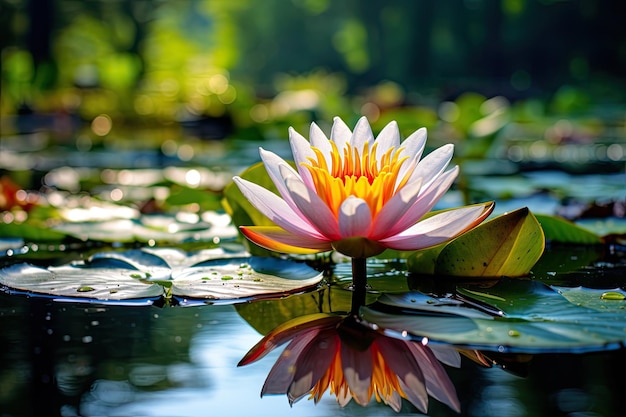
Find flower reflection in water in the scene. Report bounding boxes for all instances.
[239,313,460,413]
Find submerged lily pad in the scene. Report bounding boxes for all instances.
[0,248,324,303]
[361,278,626,353]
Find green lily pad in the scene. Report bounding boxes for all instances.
[0,248,324,303]
[0,262,164,301]
[171,256,324,301]
[361,279,626,353]
[535,214,603,245]
[53,212,237,244]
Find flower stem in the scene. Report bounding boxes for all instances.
[350,257,367,315]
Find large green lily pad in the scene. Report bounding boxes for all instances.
[0,248,323,303]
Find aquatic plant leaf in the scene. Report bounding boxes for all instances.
[0,248,323,303]
[171,256,323,301]
[0,263,164,301]
[166,186,223,211]
[0,222,68,242]
[361,279,626,353]
[53,212,237,244]
[408,207,545,278]
[534,214,602,245]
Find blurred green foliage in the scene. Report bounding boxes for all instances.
[1,0,625,148]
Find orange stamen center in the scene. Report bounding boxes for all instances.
[302,141,412,217]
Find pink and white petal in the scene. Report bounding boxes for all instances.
[350,116,374,150]
[373,120,400,156]
[370,178,423,239]
[282,168,341,239]
[379,202,493,251]
[429,345,461,368]
[330,116,352,156]
[262,331,319,396]
[405,342,461,413]
[238,314,341,366]
[309,122,333,168]
[376,337,428,413]
[233,177,323,238]
[382,167,459,238]
[396,128,427,184]
[340,343,372,406]
[240,226,332,254]
[288,330,339,404]
[338,196,372,238]
[288,127,316,188]
[407,144,454,191]
[383,391,403,413]
[259,148,304,207]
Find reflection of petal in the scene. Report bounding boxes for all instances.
[262,330,320,396]
[377,337,428,412]
[241,303,461,413]
[288,329,338,404]
[406,341,461,413]
[239,314,341,366]
[340,342,373,406]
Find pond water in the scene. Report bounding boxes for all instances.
[1,126,625,416]
[1,251,625,417]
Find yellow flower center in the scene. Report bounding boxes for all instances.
[302,141,412,217]
[309,340,407,406]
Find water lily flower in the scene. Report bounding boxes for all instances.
[233,116,493,259]
[238,313,461,413]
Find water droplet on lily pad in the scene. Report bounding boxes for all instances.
[508,329,521,337]
[600,291,625,300]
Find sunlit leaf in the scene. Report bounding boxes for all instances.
[0,262,164,301]
[171,256,323,301]
[408,207,545,278]
[0,248,323,303]
[361,279,626,353]
[53,212,237,244]
[0,222,69,242]
[535,214,602,245]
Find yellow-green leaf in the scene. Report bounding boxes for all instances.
[534,214,602,245]
[435,207,545,277]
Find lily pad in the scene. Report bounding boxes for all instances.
[53,212,237,244]
[171,256,324,301]
[0,248,324,303]
[0,262,164,301]
[535,213,603,245]
[361,279,626,353]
